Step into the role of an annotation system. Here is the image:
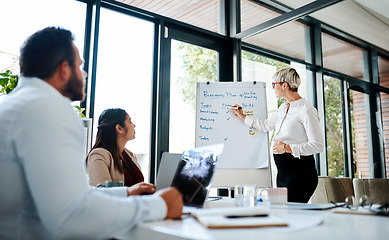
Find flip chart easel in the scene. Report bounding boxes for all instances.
[195,82,272,187]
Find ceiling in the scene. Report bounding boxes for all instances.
[277,0,389,51]
[119,0,389,52]
[116,0,389,78]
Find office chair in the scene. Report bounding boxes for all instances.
[353,178,389,205]
[310,176,354,204]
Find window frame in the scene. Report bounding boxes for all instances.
[79,0,389,180]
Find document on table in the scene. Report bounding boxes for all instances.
[271,202,345,210]
[333,204,387,216]
[191,206,288,229]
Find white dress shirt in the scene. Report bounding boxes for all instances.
[245,98,324,158]
[0,77,166,239]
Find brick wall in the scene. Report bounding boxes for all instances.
[353,90,369,177]
[354,72,389,178]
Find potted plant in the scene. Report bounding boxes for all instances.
[1,69,87,116]
[0,70,18,95]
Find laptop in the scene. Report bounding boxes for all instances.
[170,143,224,209]
[155,152,182,191]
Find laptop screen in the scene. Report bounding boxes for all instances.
[171,143,224,208]
[155,153,182,191]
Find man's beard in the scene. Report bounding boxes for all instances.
[65,68,85,101]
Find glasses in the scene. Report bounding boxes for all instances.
[337,195,389,216]
[344,195,372,211]
[272,82,284,88]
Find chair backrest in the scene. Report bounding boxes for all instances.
[353,178,389,205]
[310,176,353,204]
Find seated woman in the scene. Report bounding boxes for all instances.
[87,108,147,189]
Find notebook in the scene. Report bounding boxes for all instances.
[170,143,224,208]
[191,206,288,229]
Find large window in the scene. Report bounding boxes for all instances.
[241,50,308,118]
[169,40,218,153]
[4,0,387,180]
[92,8,155,182]
[242,51,286,116]
[240,0,280,32]
[0,0,86,101]
[350,90,369,178]
[97,0,389,179]
[381,91,389,178]
[322,32,365,79]
[379,56,389,177]
[243,21,309,62]
[323,76,345,177]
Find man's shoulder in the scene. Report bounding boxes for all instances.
[3,82,65,110]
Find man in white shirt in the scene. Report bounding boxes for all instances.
[0,27,183,239]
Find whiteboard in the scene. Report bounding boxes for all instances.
[196,82,269,169]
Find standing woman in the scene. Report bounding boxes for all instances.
[231,68,324,203]
[87,108,152,193]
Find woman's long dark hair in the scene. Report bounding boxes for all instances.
[88,108,127,173]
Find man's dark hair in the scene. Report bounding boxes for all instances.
[19,27,75,79]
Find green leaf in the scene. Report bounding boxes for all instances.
[0,70,19,95]
[0,78,8,86]
[73,105,86,118]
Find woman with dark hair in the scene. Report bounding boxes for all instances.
[87,108,154,194]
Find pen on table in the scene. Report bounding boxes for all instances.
[225,214,268,218]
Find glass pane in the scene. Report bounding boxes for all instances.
[0,0,86,101]
[381,92,389,178]
[241,50,308,113]
[240,0,280,32]
[378,56,389,178]
[93,8,154,182]
[243,21,308,61]
[380,92,389,178]
[379,56,389,87]
[277,1,316,9]
[323,76,344,177]
[169,40,218,153]
[350,90,369,178]
[322,32,365,79]
[118,0,221,34]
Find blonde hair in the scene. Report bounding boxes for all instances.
[272,68,301,92]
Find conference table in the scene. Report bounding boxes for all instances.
[130,198,389,240]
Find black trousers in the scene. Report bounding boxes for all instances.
[273,153,318,203]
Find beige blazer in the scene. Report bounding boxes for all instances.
[86,148,141,187]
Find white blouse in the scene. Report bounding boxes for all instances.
[245,98,324,158]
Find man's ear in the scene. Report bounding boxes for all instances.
[115,124,123,134]
[58,61,72,82]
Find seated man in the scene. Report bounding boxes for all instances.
[0,26,182,240]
